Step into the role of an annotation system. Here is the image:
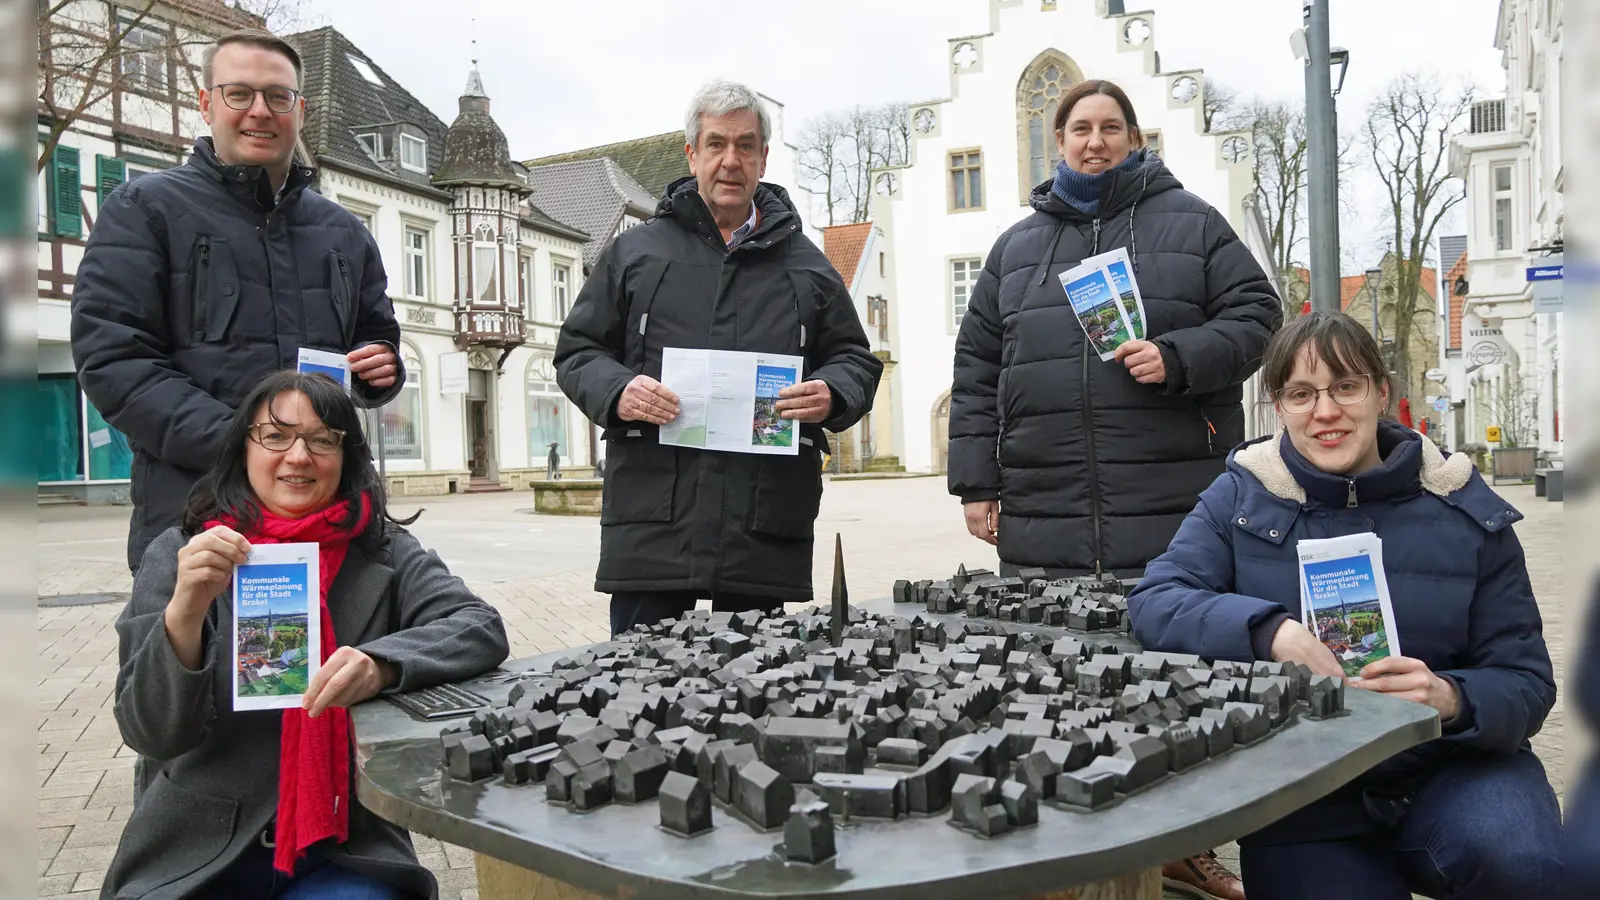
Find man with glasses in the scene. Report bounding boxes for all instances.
[71,28,404,574]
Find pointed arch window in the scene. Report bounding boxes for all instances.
[1016,51,1085,202]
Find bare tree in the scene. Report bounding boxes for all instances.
[38,0,305,170]
[1363,73,1473,401]
[1487,374,1539,449]
[796,102,910,225]
[795,111,849,227]
[1203,76,1242,132]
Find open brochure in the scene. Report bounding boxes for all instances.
[1296,533,1401,677]
[232,542,320,711]
[1058,262,1136,361]
[658,348,802,456]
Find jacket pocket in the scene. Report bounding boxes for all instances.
[197,237,241,343]
[108,769,239,899]
[600,438,676,525]
[328,250,356,347]
[747,443,822,540]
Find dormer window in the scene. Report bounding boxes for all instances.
[399,133,428,173]
[356,131,382,159]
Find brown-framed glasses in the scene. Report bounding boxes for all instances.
[213,83,301,114]
[248,424,345,455]
[1275,374,1373,415]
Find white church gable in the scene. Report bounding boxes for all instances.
[872,0,1255,476]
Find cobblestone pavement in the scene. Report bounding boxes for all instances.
[36,478,1565,899]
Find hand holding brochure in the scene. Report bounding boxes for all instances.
[1058,263,1137,361]
[1296,533,1401,677]
[659,348,803,455]
[233,543,320,711]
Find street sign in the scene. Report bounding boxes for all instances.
[1424,368,1446,383]
[1486,425,1503,443]
[1528,253,1563,314]
[1433,397,1449,413]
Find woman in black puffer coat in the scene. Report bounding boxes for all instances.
[949,79,1281,581]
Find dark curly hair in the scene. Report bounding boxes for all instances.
[181,370,419,543]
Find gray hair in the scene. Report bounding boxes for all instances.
[684,80,771,150]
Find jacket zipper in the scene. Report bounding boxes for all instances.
[192,238,212,342]
[1346,478,1358,508]
[1082,333,1104,573]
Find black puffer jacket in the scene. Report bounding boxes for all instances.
[556,177,882,599]
[71,139,403,570]
[948,153,1280,575]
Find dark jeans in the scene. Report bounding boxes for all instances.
[1240,750,1562,900]
[610,590,786,637]
[191,840,413,900]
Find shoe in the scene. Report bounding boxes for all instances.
[1162,851,1245,900]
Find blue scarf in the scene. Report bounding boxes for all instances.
[1051,150,1147,216]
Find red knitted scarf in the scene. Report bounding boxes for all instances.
[211,494,372,874]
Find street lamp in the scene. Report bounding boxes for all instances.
[1329,47,1350,96]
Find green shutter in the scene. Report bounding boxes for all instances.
[95,155,126,205]
[48,145,82,238]
[0,147,21,239]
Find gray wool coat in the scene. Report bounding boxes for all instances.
[104,524,510,900]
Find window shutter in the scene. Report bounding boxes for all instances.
[95,155,126,204]
[48,145,83,238]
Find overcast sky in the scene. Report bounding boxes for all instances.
[296,0,1507,266]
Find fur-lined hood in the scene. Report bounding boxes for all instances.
[1220,424,1521,544]
[1233,428,1475,504]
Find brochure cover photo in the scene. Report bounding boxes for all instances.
[1096,249,1147,341]
[296,347,351,388]
[232,543,321,711]
[1297,534,1401,677]
[751,364,798,449]
[1058,264,1136,361]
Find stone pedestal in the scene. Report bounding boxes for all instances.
[532,480,603,516]
[474,852,1160,900]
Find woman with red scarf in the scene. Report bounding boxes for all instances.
[105,371,510,900]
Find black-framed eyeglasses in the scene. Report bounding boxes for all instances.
[213,83,301,114]
[248,424,345,455]
[1275,374,1373,415]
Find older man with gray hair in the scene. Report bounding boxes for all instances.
[556,79,883,636]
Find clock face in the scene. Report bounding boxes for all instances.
[913,108,937,134]
[1222,136,1249,163]
[1171,76,1200,104]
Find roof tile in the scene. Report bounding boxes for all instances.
[822,223,874,291]
[524,131,691,200]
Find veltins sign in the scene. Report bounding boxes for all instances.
[1461,311,1514,372]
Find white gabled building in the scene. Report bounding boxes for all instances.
[1447,0,1564,457]
[868,0,1257,475]
[291,28,598,495]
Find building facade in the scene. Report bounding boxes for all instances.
[1447,0,1564,455]
[868,0,1256,474]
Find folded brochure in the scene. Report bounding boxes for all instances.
[1296,532,1401,677]
[1091,247,1147,342]
[232,542,320,711]
[1058,261,1137,361]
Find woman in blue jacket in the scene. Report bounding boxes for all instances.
[1127,311,1560,900]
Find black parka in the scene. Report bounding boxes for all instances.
[71,139,403,570]
[556,178,883,600]
[948,154,1280,575]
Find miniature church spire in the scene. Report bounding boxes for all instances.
[463,23,487,98]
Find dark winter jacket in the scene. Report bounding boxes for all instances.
[1127,423,1555,844]
[107,522,510,899]
[555,177,882,599]
[948,155,1280,576]
[71,139,404,571]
